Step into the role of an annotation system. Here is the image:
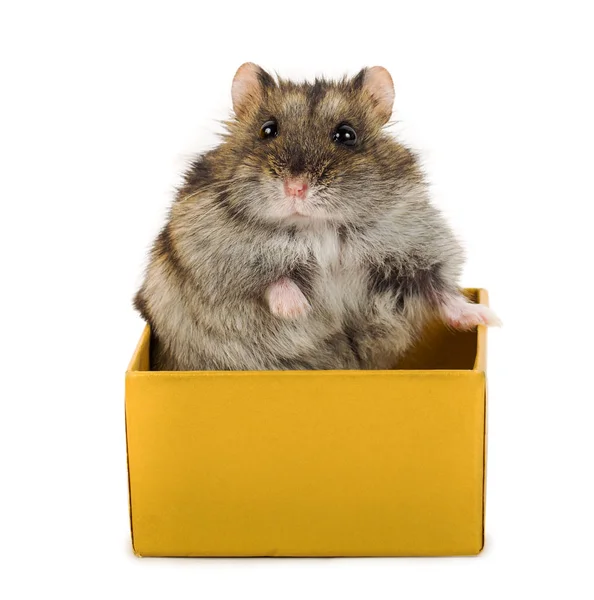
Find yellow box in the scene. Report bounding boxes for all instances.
[125,289,490,557]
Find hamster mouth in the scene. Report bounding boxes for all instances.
[276,201,336,227]
[290,203,307,216]
[287,199,313,218]
[275,200,314,222]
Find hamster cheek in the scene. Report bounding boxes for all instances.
[439,294,502,330]
[265,277,311,320]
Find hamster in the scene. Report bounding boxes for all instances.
[134,63,500,371]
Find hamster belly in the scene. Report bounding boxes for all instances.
[285,225,366,370]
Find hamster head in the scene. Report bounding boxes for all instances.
[219,63,423,228]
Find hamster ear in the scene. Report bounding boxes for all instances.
[356,66,395,124]
[231,62,275,117]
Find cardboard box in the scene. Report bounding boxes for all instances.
[125,289,489,557]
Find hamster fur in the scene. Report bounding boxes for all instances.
[134,63,500,371]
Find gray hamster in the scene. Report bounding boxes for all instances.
[134,63,500,370]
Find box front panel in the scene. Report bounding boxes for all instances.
[126,371,485,557]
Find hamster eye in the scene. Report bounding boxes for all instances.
[259,120,278,139]
[332,124,357,146]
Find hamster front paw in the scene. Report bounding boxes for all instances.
[440,294,502,330]
[266,277,311,319]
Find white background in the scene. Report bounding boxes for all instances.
[1,0,593,598]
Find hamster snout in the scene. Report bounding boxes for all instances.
[284,178,309,200]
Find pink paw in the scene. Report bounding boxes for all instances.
[441,295,502,330]
[266,277,311,319]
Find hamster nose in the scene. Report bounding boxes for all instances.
[284,178,309,199]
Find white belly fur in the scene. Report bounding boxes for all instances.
[300,226,365,318]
